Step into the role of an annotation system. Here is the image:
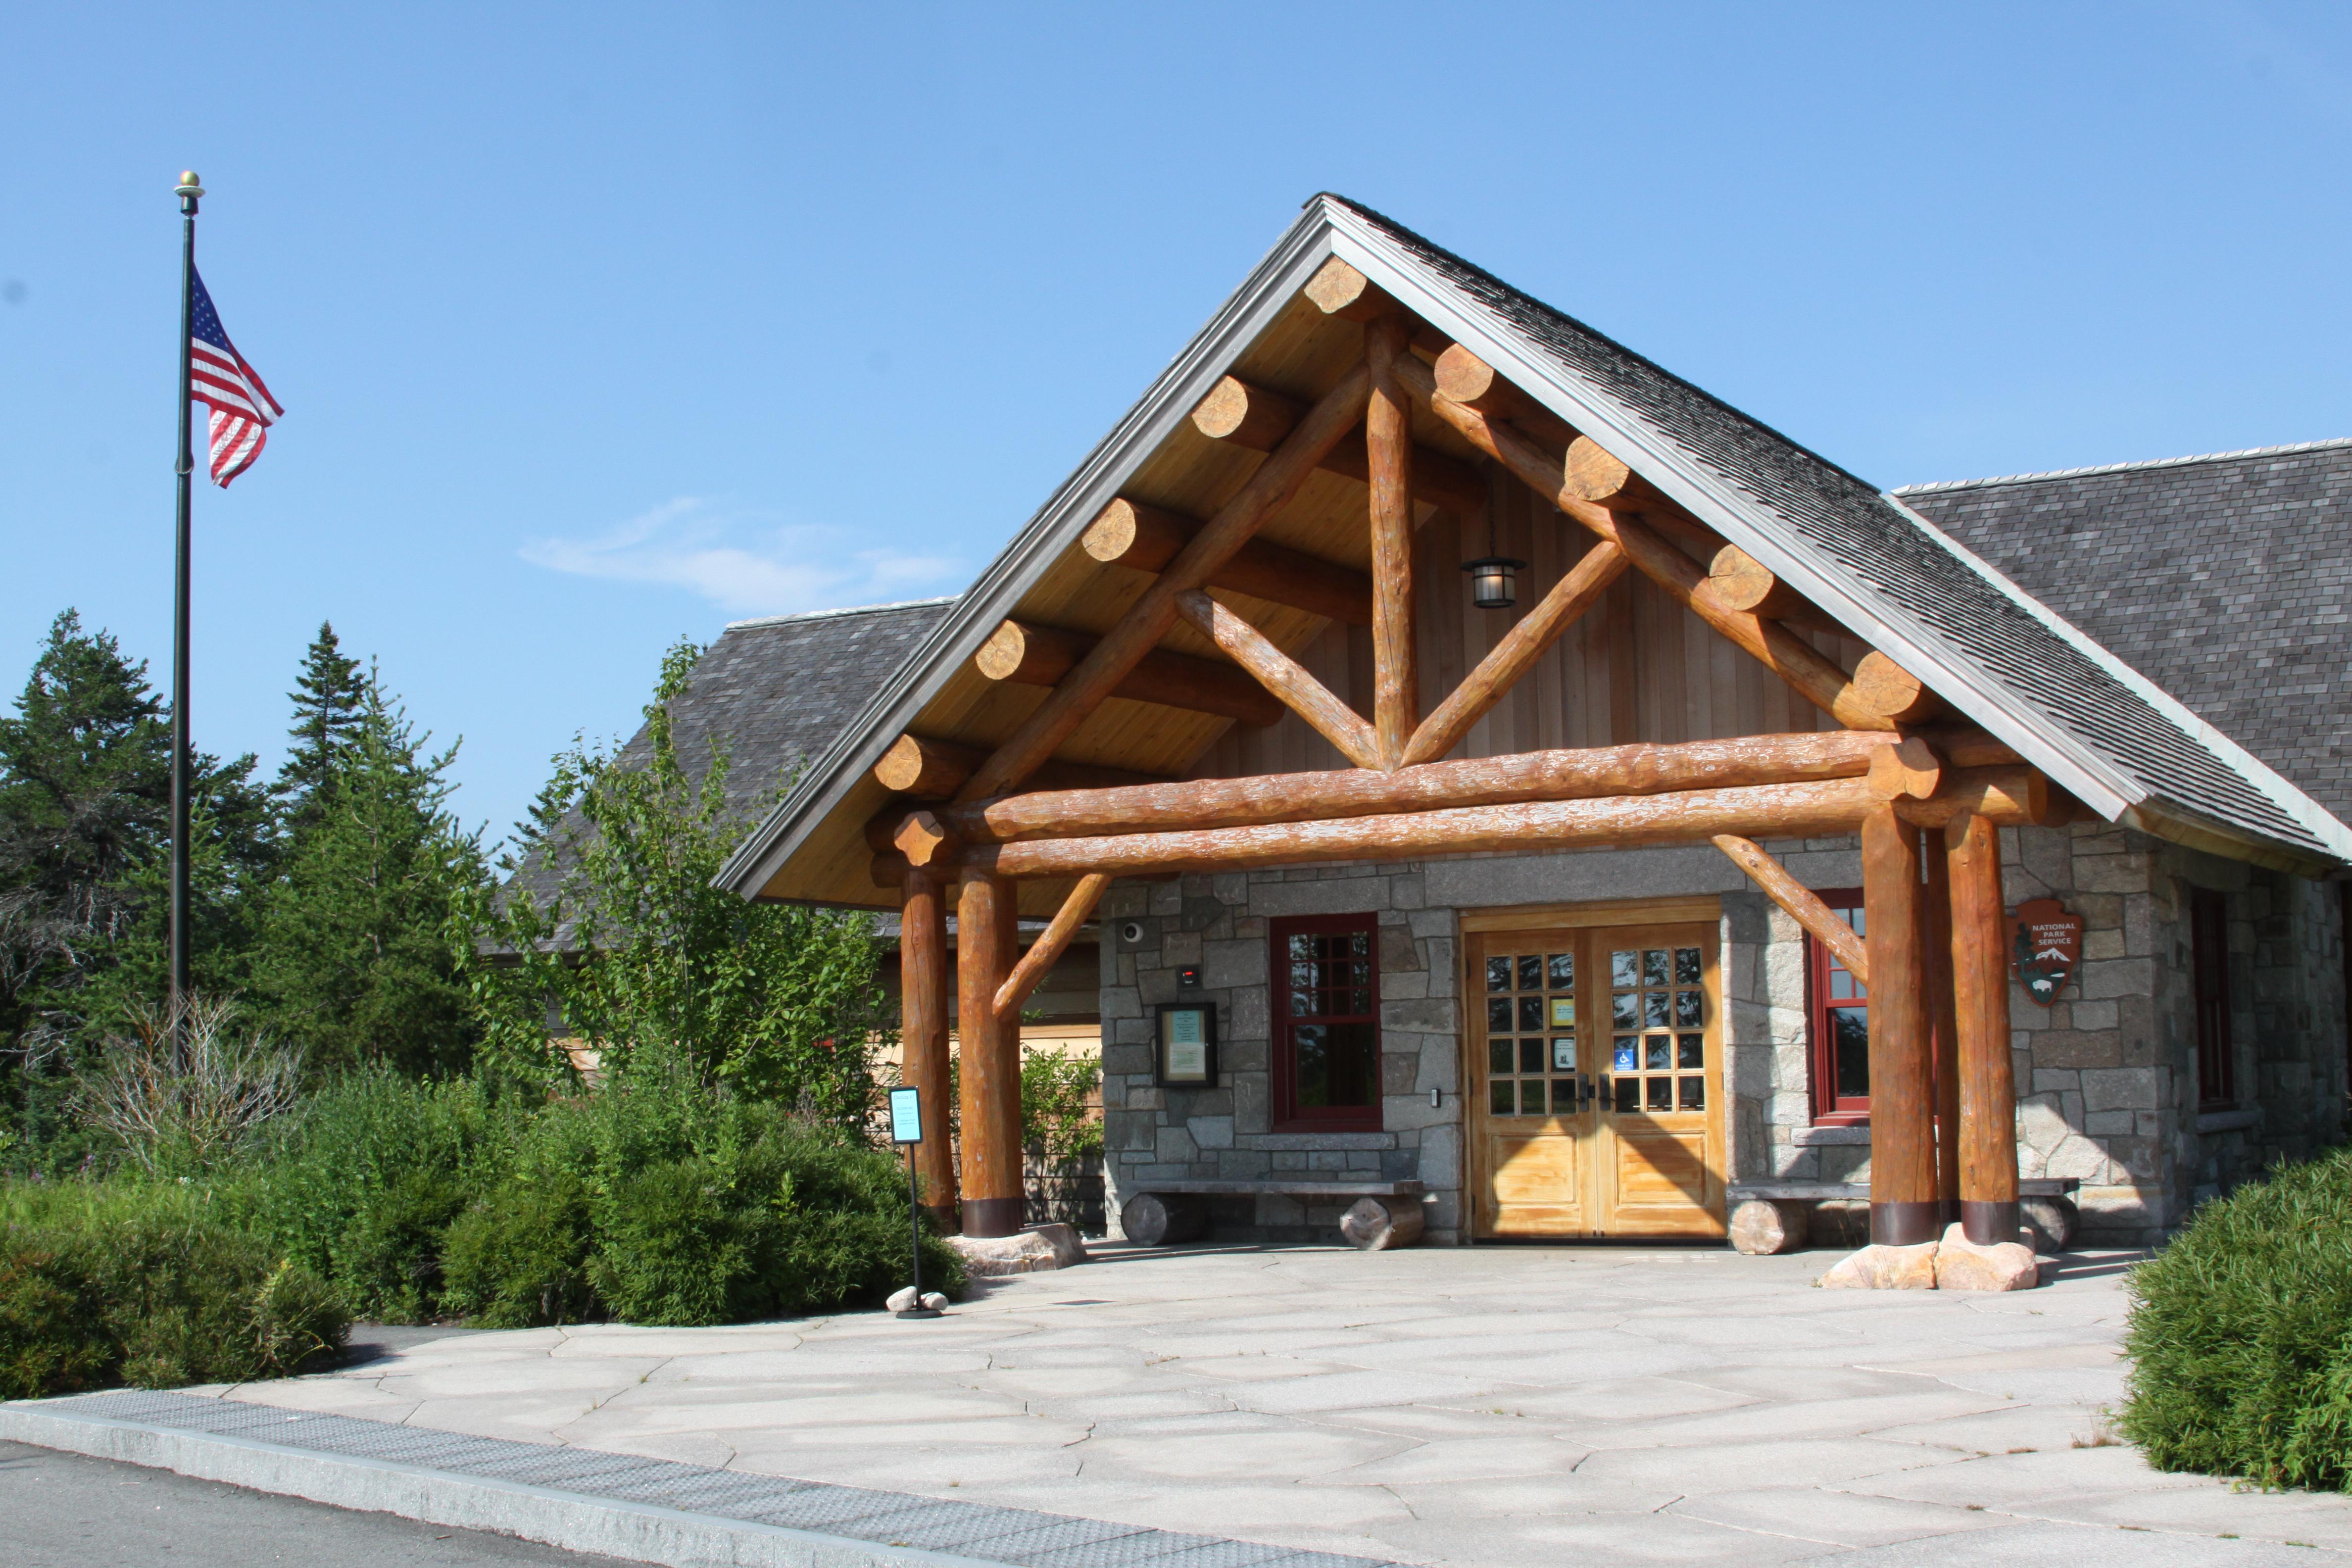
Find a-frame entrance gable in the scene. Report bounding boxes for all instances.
[1315,196,2349,870]
[720,195,2349,915]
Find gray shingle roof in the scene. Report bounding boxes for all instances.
[1323,196,2341,863]
[1897,441,2352,825]
[503,598,953,918]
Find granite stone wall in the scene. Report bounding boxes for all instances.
[1093,829,2346,1251]
[1096,865,1466,1246]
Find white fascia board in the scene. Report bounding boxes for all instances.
[1323,212,2168,836]
[717,212,1346,900]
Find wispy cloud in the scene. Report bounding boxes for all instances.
[521,498,963,617]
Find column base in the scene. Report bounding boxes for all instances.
[1869,1199,1943,1247]
[1960,1198,2021,1247]
[958,1196,1026,1238]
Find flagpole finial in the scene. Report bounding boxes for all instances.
[175,172,204,196]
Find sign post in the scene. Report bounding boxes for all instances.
[888,1087,942,1319]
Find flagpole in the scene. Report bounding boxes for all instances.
[170,171,202,1022]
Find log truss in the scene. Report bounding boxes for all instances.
[886,254,2048,1239]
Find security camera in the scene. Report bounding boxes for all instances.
[1119,920,1146,946]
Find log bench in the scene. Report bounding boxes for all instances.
[1120,1180,1427,1250]
[1726,1178,2082,1255]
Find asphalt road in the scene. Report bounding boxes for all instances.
[0,1440,636,1568]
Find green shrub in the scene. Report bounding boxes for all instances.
[2121,1145,2352,1491]
[0,1182,345,1398]
[440,1171,596,1328]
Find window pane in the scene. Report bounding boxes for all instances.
[1612,992,1638,1029]
[1829,968,1863,1003]
[1675,947,1702,984]
[1519,1037,1544,1074]
[1488,996,1513,1031]
[1646,1077,1672,1111]
[1643,991,1669,1028]
[1679,1076,1705,1111]
[1645,1036,1669,1071]
[1518,954,1541,991]
[1547,953,1574,989]
[1613,1035,1638,1071]
[1549,996,1576,1027]
[1487,1038,1512,1076]
[1288,935,1317,960]
[1491,1079,1514,1115]
[1551,1035,1577,1071]
[1832,1007,1869,1099]
[1675,989,1703,1027]
[1294,1021,1377,1109]
[1642,949,1669,987]
[1485,956,1511,992]
[1677,1033,1704,1069]
[1520,1078,1546,1116]
[1611,950,1637,988]
[1518,996,1543,1032]
[1614,1077,1639,1113]
[1553,1077,1578,1109]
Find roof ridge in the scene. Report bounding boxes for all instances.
[723,595,959,631]
[1893,436,2352,495]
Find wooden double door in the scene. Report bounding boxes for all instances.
[1468,918,1727,1239]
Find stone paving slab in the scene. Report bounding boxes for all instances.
[14,1242,2352,1567]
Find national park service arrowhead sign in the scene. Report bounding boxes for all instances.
[2010,897,2083,1006]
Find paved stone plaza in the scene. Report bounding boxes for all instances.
[198,1244,2352,1566]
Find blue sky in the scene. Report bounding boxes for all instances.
[6,3,2351,849]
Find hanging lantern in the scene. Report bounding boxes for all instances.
[1463,555,1525,610]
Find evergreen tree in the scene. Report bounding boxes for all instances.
[277,622,366,820]
[0,612,272,1161]
[250,667,489,1077]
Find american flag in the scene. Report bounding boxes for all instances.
[188,268,282,487]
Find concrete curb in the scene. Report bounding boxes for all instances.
[0,1403,1078,1568]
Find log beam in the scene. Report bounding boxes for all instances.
[1705,545,1851,640]
[994,873,1110,1021]
[1852,651,1943,724]
[1396,539,1628,768]
[1191,375,1486,514]
[898,865,957,1229]
[1946,810,2020,1244]
[873,734,1166,800]
[1867,736,1945,801]
[956,362,1373,801]
[1431,343,1576,446]
[954,870,1024,1238]
[1711,833,1869,984]
[1367,317,1418,765]
[1175,590,1382,770]
[974,619,1283,727]
[1084,499,1372,626]
[1863,808,1938,1247]
[1387,350,1900,730]
[1303,255,1399,321]
[958,768,2050,880]
[933,728,2020,845]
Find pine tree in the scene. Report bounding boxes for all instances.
[250,667,489,1076]
[277,622,366,821]
[0,611,273,1161]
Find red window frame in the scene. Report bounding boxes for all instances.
[1805,887,1870,1125]
[2192,889,2234,1106]
[1270,912,1383,1132]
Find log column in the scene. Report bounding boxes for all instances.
[1923,843,1961,1224]
[1946,810,2020,1244]
[955,870,1024,1237]
[1862,806,1938,1245]
[1366,313,1416,765]
[899,865,957,1231]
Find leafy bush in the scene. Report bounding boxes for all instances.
[2121,1145,2352,1491]
[0,1181,345,1398]
[1020,1046,1102,1163]
[440,1170,596,1328]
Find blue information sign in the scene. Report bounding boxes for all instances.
[888,1086,923,1145]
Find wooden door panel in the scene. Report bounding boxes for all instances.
[1490,1134,1583,1234]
